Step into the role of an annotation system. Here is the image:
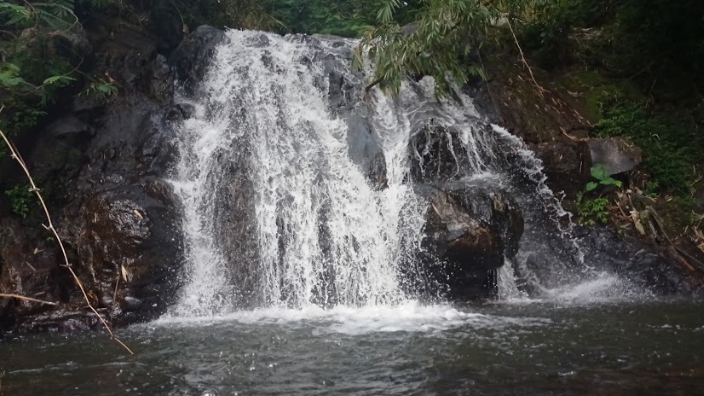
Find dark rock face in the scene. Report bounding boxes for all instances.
[530,141,590,194]
[71,182,183,327]
[310,34,388,189]
[407,123,525,301]
[346,114,387,189]
[576,226,702,295]
[0,23,197,334]
[170,25,226,95]
[210,145,261,308]
[410,124,471,184]
[466,59,701,298]
[414,183,523,300]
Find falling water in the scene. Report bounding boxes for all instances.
[169,31,430,315]
[168,30,601,317]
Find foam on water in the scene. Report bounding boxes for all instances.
[155,300,551,335]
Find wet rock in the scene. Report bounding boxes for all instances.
[1,21,193,333]
[0,219,68,331]
[210,146,261,308]
[52,31,92,67]
[346,114,387,189]
[409,124,471,184]
[587,137,642,175]
[69,179,183,326]
[575,226,700,295]
[15,310,104,333]
[414,182,524,300]
[47,116,93,139]
[531,141,590,194]
[170,25,226,95]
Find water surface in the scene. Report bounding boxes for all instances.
[3,299,703,395]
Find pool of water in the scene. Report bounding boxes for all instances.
[2,299,704,395]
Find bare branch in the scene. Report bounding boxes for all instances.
[506,18,545,98]
[0,293,58,306]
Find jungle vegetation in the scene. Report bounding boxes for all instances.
[1,0,703,229]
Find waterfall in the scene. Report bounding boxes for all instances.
[169,31,427,315]
[167,30,591,317]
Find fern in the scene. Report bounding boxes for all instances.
[36,0,75,18]
[0,63,29,88]
[42,75,76,86]
[80,80,119,99]
[0,0,77,30]
[0,2,32,26]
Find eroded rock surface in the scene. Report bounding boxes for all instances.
[0,22,192,333]
[407,123,525,301]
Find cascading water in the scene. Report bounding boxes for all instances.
[169,31,428,315]
[168,30,607,317]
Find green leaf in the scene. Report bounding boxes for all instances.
[585,182,598,191]
[590,165,609,181]
[43,75,76,86]
[0,3,31,25]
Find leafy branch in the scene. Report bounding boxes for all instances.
[354,0,559,99]
[80,78,118,99]
[0,0,80,30]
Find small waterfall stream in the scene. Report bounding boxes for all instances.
[168,30,592,317]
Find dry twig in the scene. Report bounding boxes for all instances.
[0,106,133,354]
[0,293,57,306]
[506,18,546,98]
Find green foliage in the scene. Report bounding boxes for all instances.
[263,0,385,37]
[0,107,47,136]
[0,63,28,88]
[80,79,118,99]
[594,104,701,196]
[518,0,574,70]
[356,0,553,98]
[585,164,622,192]
[575,192,609,226]
[4,185,34,218]
[0,0,78,121]
[519,0,704,100]
[0,0,78,30]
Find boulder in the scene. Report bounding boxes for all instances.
[71,181,183,326]
[531,140,590,194]
[587,137,642,175]
[414,182,524,300]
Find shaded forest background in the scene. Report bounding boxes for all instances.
[0,0,703,240]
